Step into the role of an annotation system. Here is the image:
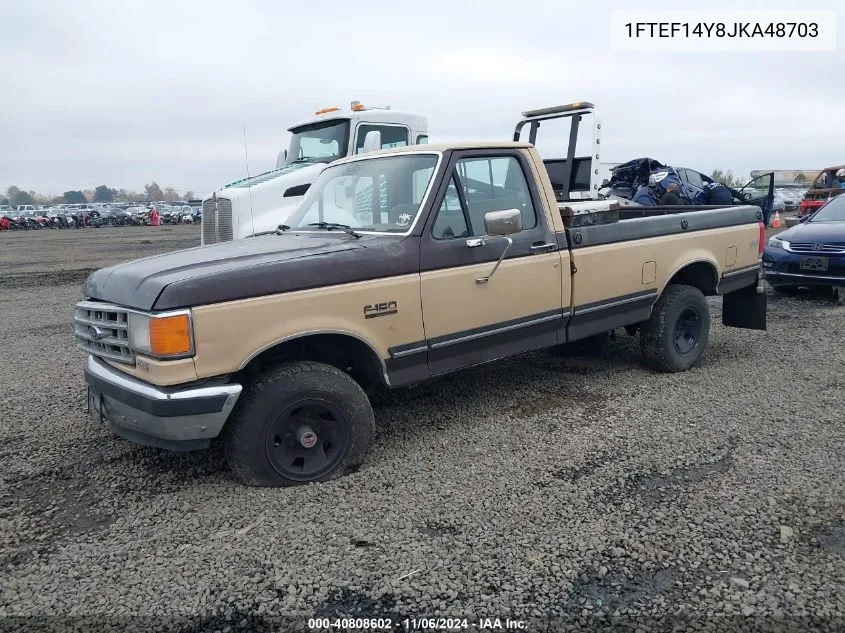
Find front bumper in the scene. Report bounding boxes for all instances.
[762,247,845,288]
[84,355,242,451]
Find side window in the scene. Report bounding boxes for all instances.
[432,156,537,238]
[416,134,429,145]
[432,177,469,239]
[355,125,409,153]
[685,169,705,189]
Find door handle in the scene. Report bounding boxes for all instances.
[466,238,484,248]
[530,242,556,252]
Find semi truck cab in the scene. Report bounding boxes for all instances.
[201,102,428,245]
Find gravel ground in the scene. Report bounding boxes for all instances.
[0,226,843,632]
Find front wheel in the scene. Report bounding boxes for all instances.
[640,284,710,372]
[223,361,375,487]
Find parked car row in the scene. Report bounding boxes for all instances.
[600,159,778,224]
[0,203,201,230]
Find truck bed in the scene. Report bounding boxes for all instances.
[559,200,763,229]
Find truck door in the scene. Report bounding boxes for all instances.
[737,172,774,220]
[419,150,563,375]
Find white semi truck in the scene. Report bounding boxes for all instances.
[201,102,428,245]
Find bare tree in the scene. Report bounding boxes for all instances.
[144,182,164,201]
[709,169,746,189]
[163,187,181,202]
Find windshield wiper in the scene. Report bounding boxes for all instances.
[307,222,362,238]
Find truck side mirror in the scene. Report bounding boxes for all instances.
[484,208,523,236]
[471,209,523,285]
[362,130,382,154]
[276,150,287,169]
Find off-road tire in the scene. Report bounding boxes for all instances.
[223,361,375,487]
[640,284,710,372]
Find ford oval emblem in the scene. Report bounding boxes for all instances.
[89,325,106,340]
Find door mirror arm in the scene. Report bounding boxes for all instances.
[473,236,513,284]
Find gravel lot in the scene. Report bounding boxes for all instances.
[0,226,843,632]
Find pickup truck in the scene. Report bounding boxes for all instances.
[75,140,767,487]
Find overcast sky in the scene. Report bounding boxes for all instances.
[1,0,842,197]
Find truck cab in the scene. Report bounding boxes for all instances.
[201,102,428,245]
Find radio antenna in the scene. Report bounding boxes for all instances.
[243,124,255,235]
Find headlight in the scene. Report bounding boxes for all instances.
[128,311,194,358]
[768,236,790,250]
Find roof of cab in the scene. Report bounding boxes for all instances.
[332,141,533,165]
[287,108,427,131]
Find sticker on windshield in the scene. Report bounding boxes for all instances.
[396,212,412,227]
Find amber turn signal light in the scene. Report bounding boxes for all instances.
[148,314,192,356]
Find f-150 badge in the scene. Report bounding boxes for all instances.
[364,301,398,319]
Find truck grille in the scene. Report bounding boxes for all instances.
[201,197,233,244]
[790,242,845,254]
[73,300,135,364]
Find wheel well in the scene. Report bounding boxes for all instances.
[240,334,386,391]
[666,261,718,296]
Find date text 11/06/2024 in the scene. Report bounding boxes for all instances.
[307,617,527,630]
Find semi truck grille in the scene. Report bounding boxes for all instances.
[790,242,845,254]
[73,300,135,364]
[201,197,233,244]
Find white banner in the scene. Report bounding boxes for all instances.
[610,10,837,52]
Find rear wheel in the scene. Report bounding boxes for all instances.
[640,284,710,372]
[223,361,375,487]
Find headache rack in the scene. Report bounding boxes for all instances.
[73,300,135,364]
[513,100,602,203]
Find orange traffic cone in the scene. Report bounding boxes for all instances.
[772,210,781,229]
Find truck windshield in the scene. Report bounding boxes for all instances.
[286,154,439,233]
[287,119,350,164]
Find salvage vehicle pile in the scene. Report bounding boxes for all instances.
[0,203,200,230]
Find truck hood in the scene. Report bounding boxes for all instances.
[777,221,845,244]
[208,162,328,241]
[84,232,417,311]
[219,161,324,191]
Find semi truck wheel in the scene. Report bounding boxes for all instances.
[223,361,375,487]
[639,284,710,372]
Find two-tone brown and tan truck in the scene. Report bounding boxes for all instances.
[75,133,767,487]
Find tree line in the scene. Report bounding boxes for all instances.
[1,183,196,207]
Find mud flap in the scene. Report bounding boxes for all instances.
[722,283,767,331]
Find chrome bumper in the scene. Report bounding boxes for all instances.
[764,270,845,285]
[84,355,242,451]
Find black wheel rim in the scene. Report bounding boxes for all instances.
[265,398,349,481]
[673,307,702,355]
